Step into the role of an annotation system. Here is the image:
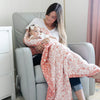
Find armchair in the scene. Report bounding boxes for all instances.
[13,12,95,100]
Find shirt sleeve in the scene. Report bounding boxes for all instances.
[26,18,39,29]
[23,31,43,46]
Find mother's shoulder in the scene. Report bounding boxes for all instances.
[33,17,43,21]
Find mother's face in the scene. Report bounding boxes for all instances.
[45,11,57,25]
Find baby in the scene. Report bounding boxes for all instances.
[24,24,57,55]
[28,24,56,40]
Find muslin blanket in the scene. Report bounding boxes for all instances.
[24,31,100,100]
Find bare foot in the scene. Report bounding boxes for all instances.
[95,79,100,83]
[92,72,100,79]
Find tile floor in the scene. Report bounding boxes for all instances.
[3,83,100,100]
[87,83,100,100]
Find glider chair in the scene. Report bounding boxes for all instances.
[13,12,95,100]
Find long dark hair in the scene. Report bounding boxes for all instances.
[46,3,62,27]
[45,3,67,45]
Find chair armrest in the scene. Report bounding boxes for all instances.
[68,42,95,64]
[68,42,95,96]
[15,47,36,100]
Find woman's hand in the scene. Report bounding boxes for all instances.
[34,38,50,53]
[41,38,50,44]
[34,43,44,53]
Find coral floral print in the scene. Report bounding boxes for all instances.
[23,29,100,100]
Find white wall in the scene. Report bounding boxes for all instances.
[0,0,88,43]
[0,0,63,26]
[65,0,89,43]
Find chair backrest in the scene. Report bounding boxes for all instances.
[13,12,45,48]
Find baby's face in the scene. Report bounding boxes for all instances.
[29,26,40,36]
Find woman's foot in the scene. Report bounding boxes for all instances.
[95,79,100,83]
[92,72,100,79]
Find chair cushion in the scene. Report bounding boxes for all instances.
[34,65,46,83]
[36,83,47,100]
[13,12,45,48]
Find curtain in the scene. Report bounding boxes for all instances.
[87,0,100,66]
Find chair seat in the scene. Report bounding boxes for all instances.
[35,65,46,83]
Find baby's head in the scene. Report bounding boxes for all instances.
[29,24,40,36]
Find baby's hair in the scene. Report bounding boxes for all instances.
[29,24,35,32]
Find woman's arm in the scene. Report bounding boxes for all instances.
[49,36,57,40]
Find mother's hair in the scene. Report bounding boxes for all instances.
[46,3,62,27]
[45,3,67,45]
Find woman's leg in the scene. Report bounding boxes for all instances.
[75,89,85,100]
[70,78,85,100]
[32,54,42,66]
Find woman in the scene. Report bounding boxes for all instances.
[24,3,100,100]
[25,3,86,100]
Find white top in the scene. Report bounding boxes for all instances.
[38,33,50,39]
[26,18,59,41]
